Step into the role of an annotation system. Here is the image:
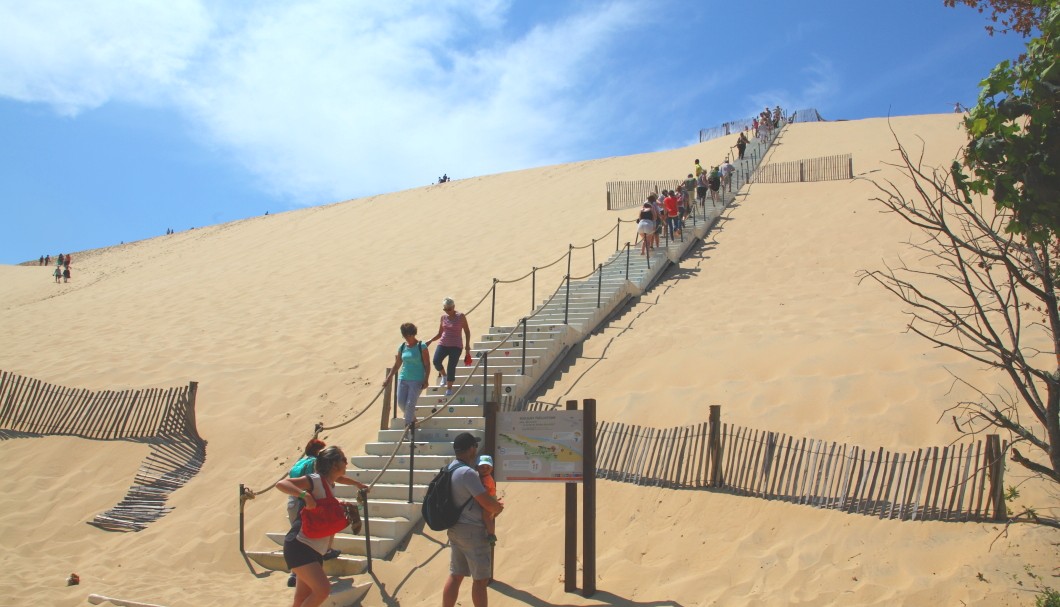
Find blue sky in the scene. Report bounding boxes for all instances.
[0,0,1031,264]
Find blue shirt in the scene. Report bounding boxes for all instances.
[289,456,315,477]
[398,341,428,382]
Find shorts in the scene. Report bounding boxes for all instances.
[637,219,654,234]
[447,523,492,580]
[284,537,324,570]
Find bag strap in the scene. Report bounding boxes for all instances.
[319,475,335,500]
[447,461,475,511]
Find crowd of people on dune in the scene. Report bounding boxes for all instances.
[633,106,785,258]
[38,253,72,283]
[633,155,736,256]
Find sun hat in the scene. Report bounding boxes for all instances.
[478,455,494,468]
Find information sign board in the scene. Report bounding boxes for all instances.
[495,410,584,482]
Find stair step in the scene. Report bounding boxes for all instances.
[365,441,466,456]
[388,416,484,430]
[247,550,368,577]
[266,530,407,558]
[351,453,454,469]
[355,482,427,501]
[355,498,421,519]
[378,427,484,443]
[344,467,438,485]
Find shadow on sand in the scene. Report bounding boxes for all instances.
[490,580,686,607]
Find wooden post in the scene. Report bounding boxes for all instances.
[986,434,1006,521]
[582,398,596,597]
[359,489,372,573]
[708,405,721,486]
[485,373,502,458]
[238,484,246,555]
[564,399,577,593]
[380,368,392,430]
[185,381,201,440]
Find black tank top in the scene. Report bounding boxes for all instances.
[639,207,653,221]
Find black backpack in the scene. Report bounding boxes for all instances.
[422,462,474,531]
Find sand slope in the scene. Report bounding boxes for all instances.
[0,113,1056,606]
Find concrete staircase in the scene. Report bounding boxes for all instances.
[245,123,783,605]
[244,206,723,604]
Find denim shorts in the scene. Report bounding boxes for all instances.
[447,523,491,580]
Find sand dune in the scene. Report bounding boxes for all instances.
[1,113,1056,606]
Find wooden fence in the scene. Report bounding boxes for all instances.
[0,370,201,440]
[752,153,853,184]
[0,370,206,531]
[605,179,683,211]
[593,406,1007,522]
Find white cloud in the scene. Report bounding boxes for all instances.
[0,0,644,202]
[0,0,211,114]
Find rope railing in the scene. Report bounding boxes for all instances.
[240,113,792,562]
[238,229,595,501]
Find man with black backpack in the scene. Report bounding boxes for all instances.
[441,432,504,607]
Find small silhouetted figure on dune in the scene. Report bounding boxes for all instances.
[438,174,450,184]
[63,267,70,283]
[38,255,44,266]
[53,267,61,283]
[45,255,51,266]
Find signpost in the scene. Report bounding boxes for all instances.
[491,399,596,597]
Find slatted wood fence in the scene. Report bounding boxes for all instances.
[593,406,1007,522]
[752,153,853,184]
[0,370,207,531]
[605,179,683,211]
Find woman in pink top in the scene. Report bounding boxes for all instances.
[425,297,471,397]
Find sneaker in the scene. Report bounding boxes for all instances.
[437,376,446,387]
[323,549,340,560]
[444,389,453,397]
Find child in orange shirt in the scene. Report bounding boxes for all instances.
[478,455,498,545]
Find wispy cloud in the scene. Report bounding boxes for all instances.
[0,0,644,202]
[0,0,212,114]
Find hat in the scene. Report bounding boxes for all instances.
[453,432,480,452]
[478,455,494,468]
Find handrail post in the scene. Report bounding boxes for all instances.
[530,267,536,313]
[482,352,489,409]
[624,242,630,279]
[596,264,603,308]
[616,219,621,252]
[381,367,393,430]
[490,279,498,328]
[519,317,527,375]
[591,238,596,271]
[563,275,571,325]
[566,244,573,279]
[359,489,372,572]
[408,423,416,504]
